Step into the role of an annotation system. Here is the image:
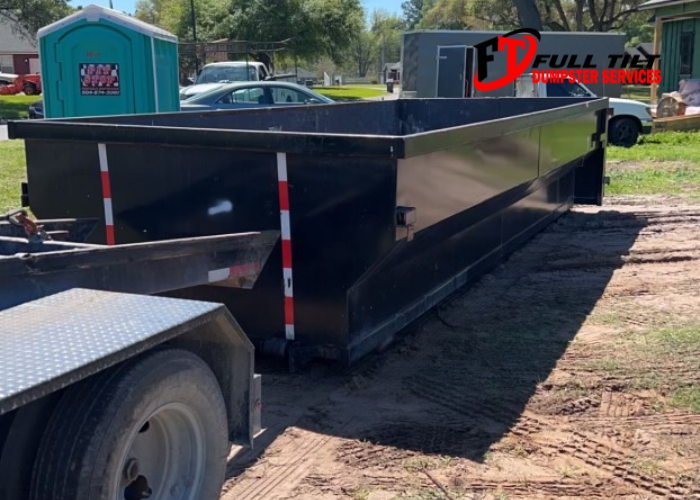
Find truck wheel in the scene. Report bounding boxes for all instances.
[609,117,639,147]
[23,83,37,95]
[30,348,229,500]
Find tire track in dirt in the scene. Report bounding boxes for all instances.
[406,375,700,499]
[462,478,635,498]
[578,413,700,428]
[218,204,700,499]
[222,429,339,500]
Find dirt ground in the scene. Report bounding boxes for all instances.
[221,185,700,499]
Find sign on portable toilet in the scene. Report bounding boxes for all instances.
[38,5,180,119]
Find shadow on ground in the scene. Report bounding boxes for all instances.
[0,99,32,121]
[227,207,647,475]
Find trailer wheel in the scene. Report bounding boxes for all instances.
[30,348,229,500]
[609,117,639,147]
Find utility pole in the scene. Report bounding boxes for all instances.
[380,37,385,83]
[190,0,199,74]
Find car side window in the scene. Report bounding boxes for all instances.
[546,81,588,97]
[270,87,314,104]
[218,87,267,104]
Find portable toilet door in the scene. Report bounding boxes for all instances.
[56,25,135,117]
[38,5,178,119]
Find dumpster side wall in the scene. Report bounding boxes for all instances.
[18,99,606,364]
[346,104,602,363]
[26,139,398,348]
[152,151,398,347]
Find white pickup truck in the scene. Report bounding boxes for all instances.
[0,72,18,87]
[515,74,653,147]
[180,62,296,100]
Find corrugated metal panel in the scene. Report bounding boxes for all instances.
[402,33,419,92]
[661,20,682,94]
[693,18,700,78]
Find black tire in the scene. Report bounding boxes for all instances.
[30,348,229,500]
[609,117,640,147]
[23,83,37,95]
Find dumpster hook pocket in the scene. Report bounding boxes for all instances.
[396,206,416,242]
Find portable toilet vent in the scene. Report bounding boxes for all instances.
[38,5,180,119]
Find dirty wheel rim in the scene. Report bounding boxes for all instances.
[116,403,205,500]
[617,123,635,144]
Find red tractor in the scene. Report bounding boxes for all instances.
[0,74,42,96]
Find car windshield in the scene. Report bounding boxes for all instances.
[196,66,257,84]
[183,84,224,100]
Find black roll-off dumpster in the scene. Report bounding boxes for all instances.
[9,98,608,365]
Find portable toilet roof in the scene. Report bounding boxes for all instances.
[38,5,177,43]
[38,4,180,118]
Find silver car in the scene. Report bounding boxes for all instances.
[180,81,334,111]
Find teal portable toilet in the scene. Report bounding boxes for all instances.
[38,5,180,119]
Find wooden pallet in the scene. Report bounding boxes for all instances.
[653,114,700,132]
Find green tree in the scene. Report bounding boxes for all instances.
[227,0,362,65]
[419,0,648,41]
[418,0,469,30]
[135,0,228,42]
[623,12,654,45]
[351,29,376,77]
[371,10,403,67]
[1,0,73,37]
[401,0,429,29]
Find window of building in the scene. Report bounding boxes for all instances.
[680,23,695,76]
[0,55,14,74]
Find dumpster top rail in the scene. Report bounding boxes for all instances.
[9,98,608,158]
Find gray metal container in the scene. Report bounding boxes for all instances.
[401,30,626,98]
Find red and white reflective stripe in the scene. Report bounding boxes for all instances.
[277,152,295,340]
[208,262,261,282]
[97,143,115,246]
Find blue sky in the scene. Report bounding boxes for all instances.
[78,0,402,17]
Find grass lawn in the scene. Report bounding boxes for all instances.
[0,140,26,213]
[0,95,37,121]
[314,86,387,100]
[608,131,700,164]
[606,131,700,197]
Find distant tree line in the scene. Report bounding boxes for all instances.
[402,0,653,45]
[1,0,653,80]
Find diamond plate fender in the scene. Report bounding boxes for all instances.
[0,288,259,446]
